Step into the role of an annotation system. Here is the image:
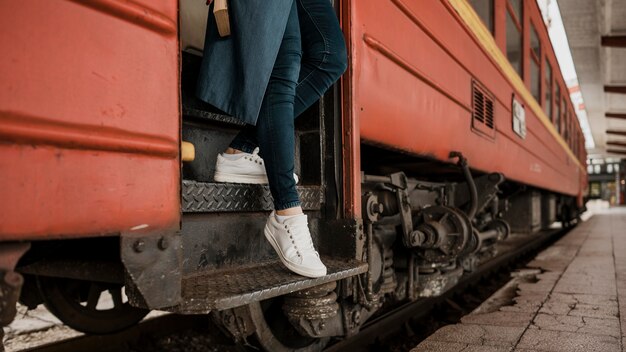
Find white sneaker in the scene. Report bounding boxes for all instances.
[264,212,327,278]
[214,148,299,184]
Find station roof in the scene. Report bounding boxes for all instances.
[559,0,626,158]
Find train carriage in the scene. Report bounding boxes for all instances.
[0,0,586,350]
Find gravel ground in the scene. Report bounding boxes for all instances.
[2,304,169,352]
[139,326,242,352]
[3,304,81,351]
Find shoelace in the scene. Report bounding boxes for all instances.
[284,221,318,258]
[243,148,264,165]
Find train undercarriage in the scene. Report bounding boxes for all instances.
[4,150,581,351]
[210,157,518,350]
[199,156,579,351]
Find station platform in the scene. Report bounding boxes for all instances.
[411,207,626,352]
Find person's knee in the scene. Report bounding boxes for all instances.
[327,39,348,80]
[272,49,302,88]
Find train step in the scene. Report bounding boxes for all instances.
[182,180,324,213]
[174,257,368,313]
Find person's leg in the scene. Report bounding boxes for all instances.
[293,0,347,117]
[256,2,327,278]
[226,0,347,154]
[228,126,258,155]
[214,2,300,186]
[255,0,302,213]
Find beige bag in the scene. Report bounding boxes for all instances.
[214,0,231,37]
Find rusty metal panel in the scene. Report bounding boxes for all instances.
[0,0,180,240]
[176,258,367,313]
[182,181,324,212]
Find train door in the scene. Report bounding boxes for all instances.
[172,2,367,349]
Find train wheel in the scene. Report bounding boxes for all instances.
[247,299,330,352]
[36,276,149,334]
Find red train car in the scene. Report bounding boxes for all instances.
[344,0,586,214]
[0,0,586,350]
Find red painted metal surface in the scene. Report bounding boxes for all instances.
[349,0,585,198]
[341,0,361,218]
[0,0,180,240]
[0,0,588,242]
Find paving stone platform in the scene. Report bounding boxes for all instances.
[412,207,626,352]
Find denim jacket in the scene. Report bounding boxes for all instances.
[196,0,294,125]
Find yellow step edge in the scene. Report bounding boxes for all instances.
[181,141,195,162]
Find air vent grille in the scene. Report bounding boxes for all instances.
[471,81,496,139]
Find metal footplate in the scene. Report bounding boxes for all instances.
[182,181,324,213]
[175,258,367,313]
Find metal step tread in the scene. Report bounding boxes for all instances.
[182,180,324,212]
[177,257,367,313]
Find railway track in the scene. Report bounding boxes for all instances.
[17,227,570,352]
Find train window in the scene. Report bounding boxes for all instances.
[545,60,553,119]
[570,118,575,150]
[530,24,541,102]
[563,110,570,145]
[561,97,567,136]
[469,0,494,34]
[569,121,576,150]
[530,59,541,103]
[569,117,572,145]
[530,59,540,102]
[569,119,574,150]
[573,121,578,150]
[508,0,523,22]
[555,85,561,133]
[530,24,541,58]
[506,9,523,76]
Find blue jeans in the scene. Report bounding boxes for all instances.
[229,0,347,210]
